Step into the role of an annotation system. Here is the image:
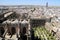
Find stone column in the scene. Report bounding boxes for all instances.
[27,19,31,40]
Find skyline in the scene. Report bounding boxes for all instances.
[0,0,60,6]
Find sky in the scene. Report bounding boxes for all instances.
[0,0,60,6]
